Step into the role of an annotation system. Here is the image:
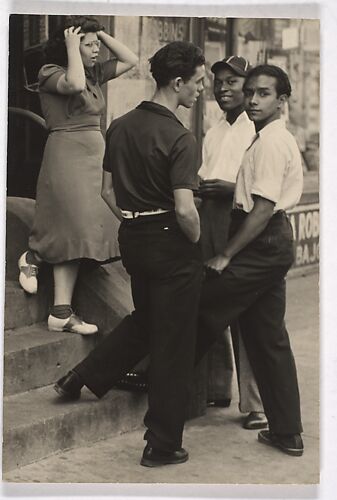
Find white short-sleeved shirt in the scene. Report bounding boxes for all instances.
[198,111,255,182]
[234,119,303,213]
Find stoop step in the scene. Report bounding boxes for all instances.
[4,323,101,396]
[3,384,147,472]
[4,281,51,330]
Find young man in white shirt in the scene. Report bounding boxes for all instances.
[197,64,304,456]
[198,56,267,430]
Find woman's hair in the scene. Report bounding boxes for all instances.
[44,15,105,67]
[149,41,205,89]
[243,64,292,97]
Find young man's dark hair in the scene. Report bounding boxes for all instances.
[243,64,292,97]
[149,41,205,88]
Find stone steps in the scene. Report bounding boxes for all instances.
[3,318,149,473]
[4,322,99,396]
[3,384,147,472]
[3,197,206,474]
[3,317,206,473]
[4,280,51,330]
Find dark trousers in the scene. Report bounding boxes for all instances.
[196,210,303,434]
[75,212,203,452]
[199,197,262,410]
[75,210,302,441]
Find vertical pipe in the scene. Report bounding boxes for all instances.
[226,18,238,56]
[190,17,206,165]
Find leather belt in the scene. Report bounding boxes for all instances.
[120,208,170,219]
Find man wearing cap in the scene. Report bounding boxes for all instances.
[197,55,267,430]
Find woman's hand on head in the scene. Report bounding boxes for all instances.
[64,26,84,50]
[57,26,86,94]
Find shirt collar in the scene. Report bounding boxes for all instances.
[219,110,250,127]
[137,101,183,125]
[258,118,286,138]
[246,118,285,151]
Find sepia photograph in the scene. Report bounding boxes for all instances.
[3,11,319,486]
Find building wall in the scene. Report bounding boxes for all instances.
[236,18,320,171]
[9,15,320,199]
[106,16,194,130]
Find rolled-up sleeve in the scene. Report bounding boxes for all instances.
[251,139,288,204]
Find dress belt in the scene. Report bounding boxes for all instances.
[120,208,170,219]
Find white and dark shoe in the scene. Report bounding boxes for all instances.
[48,313,98,335]
[18,251,39,294]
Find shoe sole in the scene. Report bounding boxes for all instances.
[140,455,189,467]
[48,326,98,335]
[258,433,303,457]
[243,421,269,430]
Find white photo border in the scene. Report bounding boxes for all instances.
[1,1,335,499]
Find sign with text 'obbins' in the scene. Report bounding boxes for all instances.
[287,203,319,269]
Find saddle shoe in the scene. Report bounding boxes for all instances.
[18,251,39,294]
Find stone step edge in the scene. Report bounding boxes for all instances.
[3,321,100,397]
[4,321,95,353]
[3,384,148,472]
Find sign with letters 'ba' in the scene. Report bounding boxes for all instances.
[287,203,319,269]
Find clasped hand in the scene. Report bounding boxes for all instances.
[198,178,231,199]
[204,254,231,275]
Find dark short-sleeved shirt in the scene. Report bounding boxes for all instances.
[103,101,199,211]
[38,59,117,131]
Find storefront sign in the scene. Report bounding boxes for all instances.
[287,203,319,269]
[155,17,189,42]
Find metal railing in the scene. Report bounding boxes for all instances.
[8,107,46,129]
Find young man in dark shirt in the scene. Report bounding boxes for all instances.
[55,41,205,467]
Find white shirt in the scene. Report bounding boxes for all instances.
[234,119,303,213]
[199,111,255,182]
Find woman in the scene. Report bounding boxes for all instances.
[18,16,138,335]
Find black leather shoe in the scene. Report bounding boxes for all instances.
[258,430,304,457]
[243,411,268,430]
[54,370,83,400]
[140,444,189,467]
[207,398,231,408]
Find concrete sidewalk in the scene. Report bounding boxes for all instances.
[3,272,319,485]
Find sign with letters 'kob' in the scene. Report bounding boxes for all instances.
[287,203,319,269]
